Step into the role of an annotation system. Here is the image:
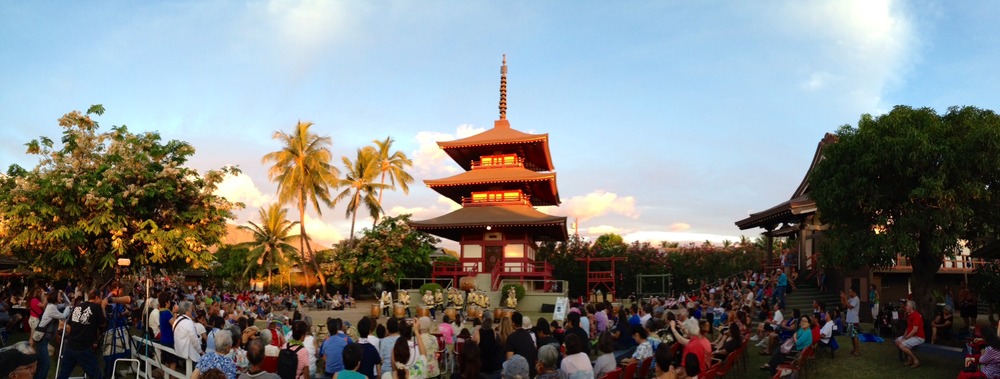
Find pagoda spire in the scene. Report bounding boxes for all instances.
[499,55,508,122]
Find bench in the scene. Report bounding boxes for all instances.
[897,343,965,361]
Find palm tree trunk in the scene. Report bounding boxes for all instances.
[350,189,361,241]
[374,170,387,229]
[298,196,312,289]
[304,236,328,296]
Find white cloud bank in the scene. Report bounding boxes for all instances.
[543,190,639,221]
[216,173,274,208]
[412,124,486,176]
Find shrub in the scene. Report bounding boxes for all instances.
[419,282,443,296]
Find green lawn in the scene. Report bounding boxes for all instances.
[741,333,964,379]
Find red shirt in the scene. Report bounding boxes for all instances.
[683,335,712,375]
[811,326,820,344]
[907,311,925,339]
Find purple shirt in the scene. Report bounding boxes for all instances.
[595,310,609,333]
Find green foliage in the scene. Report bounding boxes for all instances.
[536,235,765,297]
[322,214,439,290]
[335,147,390,240]
[0,106,239,275]
[419,282,443,295]
[592,233,627,257]
[236,204,300,283]
[972,261,1000,309]
[501,283,526,302]
[810,105,1000,317]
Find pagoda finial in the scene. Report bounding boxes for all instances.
[499,54,507,121]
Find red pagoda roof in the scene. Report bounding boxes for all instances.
[438,120,555,172]
[410,205,568,241]
[424,166,560,206]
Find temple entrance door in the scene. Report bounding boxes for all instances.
[484,246,503,274]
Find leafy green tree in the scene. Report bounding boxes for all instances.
[335,147,389,241]
[322,214,438,295]
[592,233,627,257]
[0,105,238,275]
[810,105,1000,320]
[371,136,414,210]
[262,121,339,291]
[237,203,300,286]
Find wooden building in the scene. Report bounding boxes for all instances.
[410,57,567,290]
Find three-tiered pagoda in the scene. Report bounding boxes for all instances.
[411,57,567,289]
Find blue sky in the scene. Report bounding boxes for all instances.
[2,1,999,248]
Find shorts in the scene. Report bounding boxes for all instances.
[846,323,859,338]
[896,336,924,349]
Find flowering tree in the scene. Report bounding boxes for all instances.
[321,214,437,295]
[0,105,239,275]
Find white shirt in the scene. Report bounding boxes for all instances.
[771,310,784,329]
[580,316,591,338]
[149,308,161,336]
[847,296,861,324]
[173,314,203,362]
[820,321,834,343]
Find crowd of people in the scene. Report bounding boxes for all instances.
[0,263,996,379]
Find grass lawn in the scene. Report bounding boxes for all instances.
[741,332,963,379]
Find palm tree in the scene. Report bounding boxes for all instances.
[237,204,300,288]
[371,136,414,215]
[262,121,339,291]
[335,147,389,240]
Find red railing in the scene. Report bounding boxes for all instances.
[461,197,533,207]
[432,261,479,277]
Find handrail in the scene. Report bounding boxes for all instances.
[130,335,194,379]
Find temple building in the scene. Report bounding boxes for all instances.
[410,57,567,290]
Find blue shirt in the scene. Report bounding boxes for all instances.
[778,273,788,287]
[195,351,238,379]
[321,332,352,373]
[206,327,221,353]
[159,309,175,345]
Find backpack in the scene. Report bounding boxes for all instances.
[277,344,303,379]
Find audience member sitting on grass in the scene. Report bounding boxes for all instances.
[931,306,954,344]
[895,300,926,369]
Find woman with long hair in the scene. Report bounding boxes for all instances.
[497,316,514,347]
[384,321,428,379]
[761,316,812,375]
[33,290,71,379]
[450,341,481,379]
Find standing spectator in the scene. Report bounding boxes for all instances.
[476,317,502,375]
[321,318,352,377]
[869,284,880,321]
[157,291,178,371]
[192,330,238,379]
[958,282,978,330]
[334,343,366,379]
[56,288,106,379]
[895,300,926,369]
[844,288,861,356]
[453,341,481,379]
[34,290,72,379]
[775,269,788,310]
[175,301,205,368]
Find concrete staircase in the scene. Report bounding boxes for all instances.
[782,282,841,319]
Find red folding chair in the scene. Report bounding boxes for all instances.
[637,356,653,379]
[600,367,623,379]
[622,361,638,379]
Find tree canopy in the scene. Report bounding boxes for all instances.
[0,106,239,274]
[321,214,438,293]
[810,105,1000,315]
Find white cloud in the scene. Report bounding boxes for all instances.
[389,196,461,219]
[669,223,691,232]
[587,225,624,235]
[784,0,915,108]
[412,124,486,177]
[546,190,639,221]
[215,173,274,208]
[301,213,344,247]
